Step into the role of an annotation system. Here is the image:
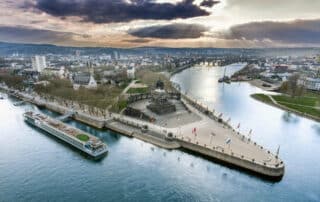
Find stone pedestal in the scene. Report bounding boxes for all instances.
[147,89,176,115]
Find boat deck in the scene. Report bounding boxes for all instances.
[25,111,103,146]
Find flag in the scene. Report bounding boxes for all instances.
[226,138,231,144]
[249,129,252,135]
[237,123,240,129]
[219,113,223,118]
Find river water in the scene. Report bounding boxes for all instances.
[1,64,320,201]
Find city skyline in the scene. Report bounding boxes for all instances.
[0,0,320,48]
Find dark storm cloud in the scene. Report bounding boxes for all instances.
[219,19,320,44]
[200,0,220,7]
[0,25,79,44]
[128,23,208,39]
[122,38,151,43]
[28,0,212,23]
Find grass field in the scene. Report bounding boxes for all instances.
[273,95,317,106]
[252,92,320,120]
[136,70,173,91]
[277,102,320,117]
[251,94,272,103]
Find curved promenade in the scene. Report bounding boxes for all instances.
[171,97,284,178]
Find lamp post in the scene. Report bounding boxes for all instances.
[210,132,215,145]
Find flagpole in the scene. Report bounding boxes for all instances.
[276,145,280,159]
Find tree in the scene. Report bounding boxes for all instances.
[287,73,301,97]
[279,81,289,93]
[94,71,102,81]
[296,85,305,97]
[280,73,306,97]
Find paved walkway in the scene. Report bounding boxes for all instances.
[121,80,137,95]
[169,99,280,166]
[267,94,277,104]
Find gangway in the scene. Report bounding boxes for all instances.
[57,111,75,121]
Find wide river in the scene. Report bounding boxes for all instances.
[1,64,320,201]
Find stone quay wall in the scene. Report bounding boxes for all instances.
[176,138,285,178]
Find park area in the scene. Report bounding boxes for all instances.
[252,92,320,120]
[34,78,123,110]
[135,69,173,91]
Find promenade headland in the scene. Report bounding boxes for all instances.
[0,80,285,179]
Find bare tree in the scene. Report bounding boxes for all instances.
[287,73,301,97]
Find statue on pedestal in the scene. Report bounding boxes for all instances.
[147,79,176,115]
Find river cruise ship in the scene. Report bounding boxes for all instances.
[24,111,108,159]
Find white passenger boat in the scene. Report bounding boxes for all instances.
[24,111,108,159]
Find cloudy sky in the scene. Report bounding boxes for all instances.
[0,0,319,48]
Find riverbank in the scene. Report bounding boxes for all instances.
[1,83,284,179]
[251,93,320,122]
[248,79,280,91]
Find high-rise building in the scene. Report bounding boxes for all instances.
[75,50,81,57]
[126,67,135,79]
[112,51,120,60]
[31,55,47,72]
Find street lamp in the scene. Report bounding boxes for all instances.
[210,132,215,145]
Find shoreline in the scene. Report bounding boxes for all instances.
[247,79,280,91]
[251,94,320,122]
[0,80,285,179]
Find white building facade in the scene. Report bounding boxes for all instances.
[32,55,47,72]
[298,77,320,91]
[127,67,135,79]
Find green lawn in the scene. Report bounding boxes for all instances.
[118,99,128,111]
[119,80,131,89]
[252,93,320,120]
[136,69,174,91]
[127,87,149,94]
[251,94,272,103]
[277,102,320,118]
[273,95,317,106]
[76,134,89,142]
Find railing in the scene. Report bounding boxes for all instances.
[174,134,283,168]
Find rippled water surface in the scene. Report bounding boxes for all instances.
[1,64,320,201]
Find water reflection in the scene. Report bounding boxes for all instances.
[312,124,320,135]
[2,64,320,201]
[282,112,300,123]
